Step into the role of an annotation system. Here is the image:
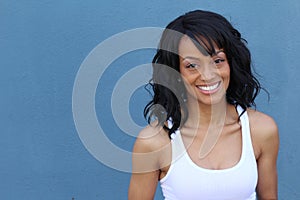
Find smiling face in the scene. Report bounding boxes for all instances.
[178,36,230,106]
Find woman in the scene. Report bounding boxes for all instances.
[128,10,279,200]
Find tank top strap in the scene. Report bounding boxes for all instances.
[167,119,187,161]
[236,105,254,155]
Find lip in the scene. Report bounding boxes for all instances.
[196,81,221,94]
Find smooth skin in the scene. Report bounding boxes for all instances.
[128,36,279,200]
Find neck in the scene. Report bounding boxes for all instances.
[184,98,230,129]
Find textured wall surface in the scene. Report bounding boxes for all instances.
[1,0,299,199]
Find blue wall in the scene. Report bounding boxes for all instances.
[1,1,300,199]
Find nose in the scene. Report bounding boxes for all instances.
[198,59,216,81]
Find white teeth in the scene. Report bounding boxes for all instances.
[197,82,220,91]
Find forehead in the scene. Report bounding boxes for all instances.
[178,35,220,58]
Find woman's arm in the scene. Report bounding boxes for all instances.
[128,169,159,200]
[249,110,279,199]
[128,136,160,200]
[128,125,170,200]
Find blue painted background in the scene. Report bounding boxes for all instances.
[1,1,300,199]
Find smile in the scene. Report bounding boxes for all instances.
[196,82,221,93]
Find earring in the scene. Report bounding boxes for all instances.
[181,92,187,102]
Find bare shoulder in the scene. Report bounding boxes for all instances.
[247,108,279,158]
[247,108,278,137]
[131,121,171,173]
[133,121,170,153]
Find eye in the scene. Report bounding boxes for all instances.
[186,63,198,68]
[214,58,225,64]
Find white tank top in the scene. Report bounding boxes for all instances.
[160,106,258,200]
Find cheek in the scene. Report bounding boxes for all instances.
[222,66,231,89]
[181,73,199,86]
[217,65,230,89]
[225,69,230,80]
[180,68,197,83]
[221,65,230,79]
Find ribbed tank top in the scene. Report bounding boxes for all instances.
[160,106,258,200]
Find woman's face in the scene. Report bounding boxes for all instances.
[178,36,230,106]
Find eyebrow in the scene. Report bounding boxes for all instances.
[182,50,225,61]
[213,49,224,56]
[182,56,201,61]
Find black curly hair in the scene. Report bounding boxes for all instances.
[144,10,263,138]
